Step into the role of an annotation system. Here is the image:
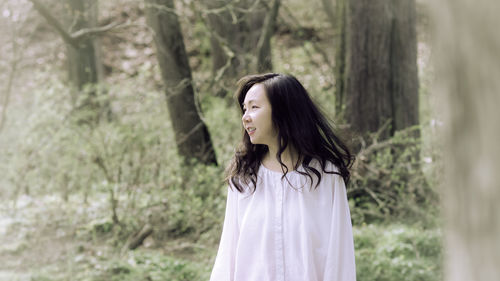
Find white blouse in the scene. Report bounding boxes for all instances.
[209,159,356,281]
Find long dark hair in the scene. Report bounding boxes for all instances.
[225,73,354,193]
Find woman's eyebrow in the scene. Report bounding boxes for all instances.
[242,99,257,107]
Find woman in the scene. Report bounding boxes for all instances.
[210,73,356,281]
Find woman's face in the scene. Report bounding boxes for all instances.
[242,83,277,146]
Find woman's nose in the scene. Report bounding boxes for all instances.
[242,112,251,123]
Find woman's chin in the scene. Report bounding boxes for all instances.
[249,137,260,144]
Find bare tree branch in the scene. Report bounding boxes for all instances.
[280,4,337,79]
[29,0,125,47]
[0,56,17,134]
[0,9,22,134]
[183,0,236,85]
[71,21,123,41]
[29,0,78,46]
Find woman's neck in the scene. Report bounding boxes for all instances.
[263,144,301,172]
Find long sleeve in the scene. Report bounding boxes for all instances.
[210,185,240,281]
[323,174,357,281]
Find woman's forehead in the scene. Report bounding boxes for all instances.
[243,84,266,105]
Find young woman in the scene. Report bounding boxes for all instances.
[210,73,356,281]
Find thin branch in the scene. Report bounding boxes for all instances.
[175,122,204,146]
[200,0,263,24]
[280,4,337,77]
[0,10,22,134]
[29,0,77,47]
[29,0,125,47]
[370,118,392,144]
[71,21,123,41]
[0,53,18,135]
[363,186,385,210]
[183,0,236,85]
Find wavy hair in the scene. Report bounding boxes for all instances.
[225,73,354,193]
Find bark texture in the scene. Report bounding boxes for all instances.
[66,0,99,90]
[334,0,347,116]
[342,0,419,138]
[256,0,280,72]
[433,0,500,280]
[146,0,217,165]
[204,0,276,81]
[30,0,111,123]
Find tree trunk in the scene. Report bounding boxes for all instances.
[30,0,108,123]
[341,0,419,139]
[256,0,280,73]
[204,0,241,77]
[433,0,500,280]
[66,0,99,91]
[203,0,273,95]
[334,0,347,117]
[146,0,218,166]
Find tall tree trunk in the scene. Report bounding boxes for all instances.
[66,0,99,91]
[146,0,218,166]
[204,0,242,78]
[341,0,419,139]
[205,0,266,74]
[433,0,500,280]
[334,0,347,117]
[256,0,280,73]
[203,0,275,97]
[30,0,108,123]
[66,0,109,124]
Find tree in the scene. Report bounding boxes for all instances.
[336,0,419,139]
[65,0,99,92]
[256,0,280,73]
[433,0,500,280]
[201,0,280,95]
[29,0,115,122]
[320,0,338,31]
[0,6,22,134]
[334,0,347,116]
[145,0,218,166]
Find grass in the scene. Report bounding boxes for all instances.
[0,193,441,281]
[0,1,440,280]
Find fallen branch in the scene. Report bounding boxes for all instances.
[128,224,153,250]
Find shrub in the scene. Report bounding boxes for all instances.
[85,252,204,281]
[354,223,442,281]
[348,123,440,225]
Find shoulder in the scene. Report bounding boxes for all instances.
[228,175,254,195]
[305,158,339,174]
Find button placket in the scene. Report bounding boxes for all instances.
[275,176,285,281]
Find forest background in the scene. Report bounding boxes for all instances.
[0,0,497,280]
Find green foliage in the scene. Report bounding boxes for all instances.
[201,95,241,165]
[84,218,115,235]
[0,2,442,280]
[354,224,442,281]
[348,125,441,225]
[79,252,204,281]
[0,67,238,244]
[152,162,226,241]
